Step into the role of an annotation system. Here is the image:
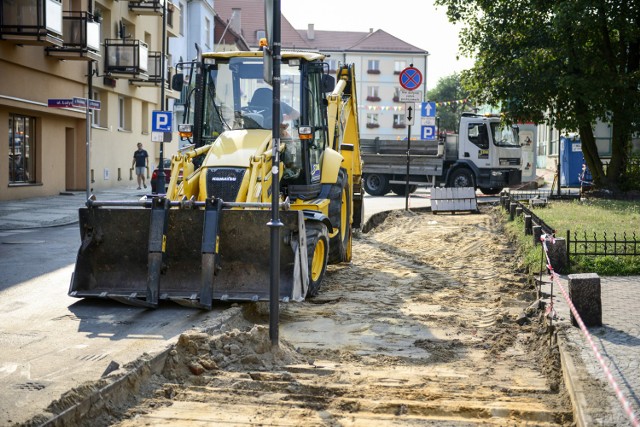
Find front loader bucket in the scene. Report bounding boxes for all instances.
[69,203,305,308]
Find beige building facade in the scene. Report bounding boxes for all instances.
[1,0,181,201]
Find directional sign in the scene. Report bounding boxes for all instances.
[422,101,436,117]
[399,67,423,91]
[421,125,436,141]
[73,97,87,108]
[88,99,101,110]
[405,103,415,126]
[152,111,173,132]
[48,98,74,108]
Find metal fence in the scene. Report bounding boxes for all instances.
[567,230,639,257]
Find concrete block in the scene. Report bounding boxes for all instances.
[568,273,602,327]
[524,215,532,235]
[509,203,517,221]
[546,237,568,274]
[533,225,542,246]
[515,206,523,218]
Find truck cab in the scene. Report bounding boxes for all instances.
[446,113,522,194]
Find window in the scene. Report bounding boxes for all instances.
[91,90,102,127]
[326,59,338,73]
[204,17,211,49]
[468,123,488,149]
[393,87,401,102]
[256,30,266,43]
[366,113,379,128]
[367,86,380,102]
[179,2,185,36]
[393,114,406,128]
[8,114,36,184]
[367,59,380,74]
[118,96,131,131]
[394,60,406,74]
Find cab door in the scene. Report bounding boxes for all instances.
[460,120,491,168]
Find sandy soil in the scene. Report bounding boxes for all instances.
[40,208,574,426]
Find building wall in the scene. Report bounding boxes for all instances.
[1,0,179,200]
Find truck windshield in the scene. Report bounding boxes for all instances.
[202,57,301,135]
[490,123,519,147]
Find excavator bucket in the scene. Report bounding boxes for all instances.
[69,199,306,309]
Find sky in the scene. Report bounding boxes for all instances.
[280,0,475,90]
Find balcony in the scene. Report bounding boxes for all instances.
[104,38,149,79]
[130,51,167,86]
[129,0,164,16]
[0,0,63,47]
[46,11,101,61]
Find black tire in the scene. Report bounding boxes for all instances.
[363,174,390,196]
[479,187,503,195]
[447,168,475,188]
[390,184,418,196]
[328,169,351,264]
[306,221,329,297]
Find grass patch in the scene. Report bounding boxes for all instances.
[501,199,640,276]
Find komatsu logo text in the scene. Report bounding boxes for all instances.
[211,176,236,181]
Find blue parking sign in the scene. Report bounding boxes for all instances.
[421,125,436,140]
[152,111,173,132]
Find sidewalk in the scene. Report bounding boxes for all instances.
[1,186,638,426]
[0,186,147,230]
[540,275,640,426]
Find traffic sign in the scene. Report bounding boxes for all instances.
[422,101,436,117]
[422,117,436,126]
[152,111,173,132]
[399,90,422,103]
[421,126,436,140]
[405,103,415,126]
[48,98,74,108]
[399,67,423,91]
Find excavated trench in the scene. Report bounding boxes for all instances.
[32,207,573,426]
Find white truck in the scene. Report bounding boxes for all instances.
[361,113,523,196]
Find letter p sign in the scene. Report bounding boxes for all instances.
[152,111,173,132]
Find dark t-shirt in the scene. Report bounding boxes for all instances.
[133,149,148,167]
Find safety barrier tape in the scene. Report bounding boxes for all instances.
[541,234,639,427]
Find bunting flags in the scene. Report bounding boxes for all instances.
[434,98,470,107]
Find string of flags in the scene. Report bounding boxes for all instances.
[434,98,470,107]
[360,99,471,111]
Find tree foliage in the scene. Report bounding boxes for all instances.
[427,73,472,132]
[435,0,640,189]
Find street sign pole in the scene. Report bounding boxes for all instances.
[399,64,423,211]
[158,0,167,192]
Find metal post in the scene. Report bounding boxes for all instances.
[86,61,93,199]
[268,0,283,347]
[405,125,411,211]
[157,1,167,191]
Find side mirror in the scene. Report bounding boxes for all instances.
[322,74,335,93]
[171,73,184,92]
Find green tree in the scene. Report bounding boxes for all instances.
[427,73,472,132]
[435,0,640,190]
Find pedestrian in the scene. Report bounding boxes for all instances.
[132,142,149,189]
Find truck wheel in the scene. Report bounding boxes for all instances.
[306,221,329,297]
[363,174,390,196]
[479,187,503,195]
[328,169,351,264]
[447,169,475,188]
[390,184,418,196]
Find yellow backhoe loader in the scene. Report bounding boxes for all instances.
[69,50,363,309]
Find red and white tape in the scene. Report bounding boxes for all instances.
[541,234,639,427]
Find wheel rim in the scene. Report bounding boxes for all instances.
[367,176,380,190]
[311,237,326,282]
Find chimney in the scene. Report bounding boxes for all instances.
[307,24,315,40]
[230,8,241,34]
[369,28,374,33]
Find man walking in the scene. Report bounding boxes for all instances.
[132,142,149,189]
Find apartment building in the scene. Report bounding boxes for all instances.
[0,0,183,201]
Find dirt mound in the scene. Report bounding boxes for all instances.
[163,325,306,383]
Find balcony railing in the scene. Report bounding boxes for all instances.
[104,38,149,79]
[129,0,164,16]
[130,51,168,86]
[0,0,63,46]
[46,11,101,61]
